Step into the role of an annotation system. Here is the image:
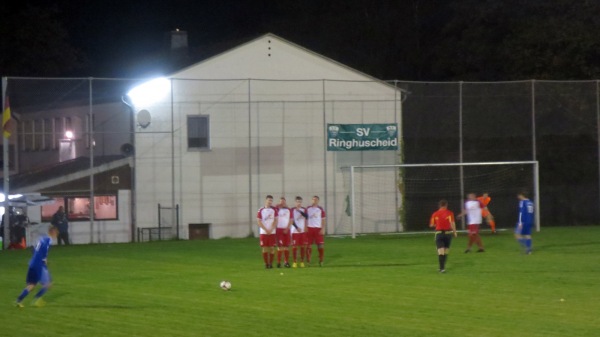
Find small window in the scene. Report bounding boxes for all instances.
[43,119,52,150]
[187,115,210,150]
[34,119,43,150]
[23,120,33,151]
[54,117,63,149]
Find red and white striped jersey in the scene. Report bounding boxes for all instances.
[257,207,278,234]
[276,207,291,229]
[306,205,326,228]
[291,207,307,233]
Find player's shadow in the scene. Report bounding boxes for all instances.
[49,292,137,309]
[537,241,600,249]
[55,304,137,309]
[325,262,423,268]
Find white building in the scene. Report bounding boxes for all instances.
[131,33,404,239]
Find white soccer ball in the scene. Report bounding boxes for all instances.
[220,280,232,291]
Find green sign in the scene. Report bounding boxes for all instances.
[327,124,398,151]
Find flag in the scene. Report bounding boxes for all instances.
[3,95,11,138]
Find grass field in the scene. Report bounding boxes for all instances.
[1,226,599,337]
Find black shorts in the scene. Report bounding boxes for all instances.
[435,232,453,249]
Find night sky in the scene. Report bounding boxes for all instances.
[2,1,600,80]
[6,0,275,77]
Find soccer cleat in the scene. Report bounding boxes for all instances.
[299,262,305,268]
[268,264,273,269]
[32,298,46,307]
[14,301,24,308]
[439,269,446,273]
[477,249,485,253]
[284,262,290,268]
[292,262,297,268]
[526,250,532,255]
[277,263,282,268]
[464,249,471,253]
[319,261,323,267]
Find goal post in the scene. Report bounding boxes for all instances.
[348,161,540,238]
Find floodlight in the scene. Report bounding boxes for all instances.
[126,77,171,108]
[65,130,74,139]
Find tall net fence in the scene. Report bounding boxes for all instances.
[1,78,600,244]
[343,162,537,236]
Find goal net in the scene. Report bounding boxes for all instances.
[343,161,539,238]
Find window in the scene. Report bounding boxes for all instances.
[23,120,33,151]
[34,119,43,150]
[54,117,63,149]
[43,119,53,150]
[41,195,118,221]
[187,115,210,150]
[41,198,66,221]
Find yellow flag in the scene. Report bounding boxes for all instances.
[2,96,11,138]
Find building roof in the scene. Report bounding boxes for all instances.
[170,33,407,93]
[1,155,133,193]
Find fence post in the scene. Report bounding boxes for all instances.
[157,203,161,241]
[596,80,600,220]
[531,80,537,161]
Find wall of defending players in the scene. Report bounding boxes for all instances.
[256,195,326,269]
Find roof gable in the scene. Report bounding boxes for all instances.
[171,33,396,86]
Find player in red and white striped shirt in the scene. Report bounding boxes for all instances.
[459,193,485,253]
[306,195,326,267]
[291,196,308,268]
[257,195,278,269]
[275,197,293,268]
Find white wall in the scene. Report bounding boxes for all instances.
[134,35,402,239]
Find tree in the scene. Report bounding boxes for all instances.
[426,0,600,80]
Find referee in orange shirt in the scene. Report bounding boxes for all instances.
[429,199,458,273]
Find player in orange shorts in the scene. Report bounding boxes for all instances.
[477,192,497,234]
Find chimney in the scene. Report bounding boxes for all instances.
[164,29,190,71]
[169,29,188,50]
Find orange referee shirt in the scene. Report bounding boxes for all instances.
[430,208,455,231]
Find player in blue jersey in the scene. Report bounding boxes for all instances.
[515,191,534,254]
[14,226,58,308]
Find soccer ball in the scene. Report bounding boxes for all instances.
[220,280,232,291]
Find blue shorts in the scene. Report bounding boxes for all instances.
[515,223,532,236]
[26,266,51,285]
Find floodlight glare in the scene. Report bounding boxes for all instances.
[127,77,171,108]
[65,130,74,139]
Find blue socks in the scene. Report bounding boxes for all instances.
[17,289,30,302]
[35,287,48,298]
[518,238,532,252]
[16,286,48,303]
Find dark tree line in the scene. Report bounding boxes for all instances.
[261,0,600,80]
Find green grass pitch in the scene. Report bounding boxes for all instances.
[1,226,600,337]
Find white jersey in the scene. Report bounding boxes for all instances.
[306,205,326,228]
[256,207,278,234]
[464,200,483,225]
[276,207,291,229]
[291,207,307,233]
